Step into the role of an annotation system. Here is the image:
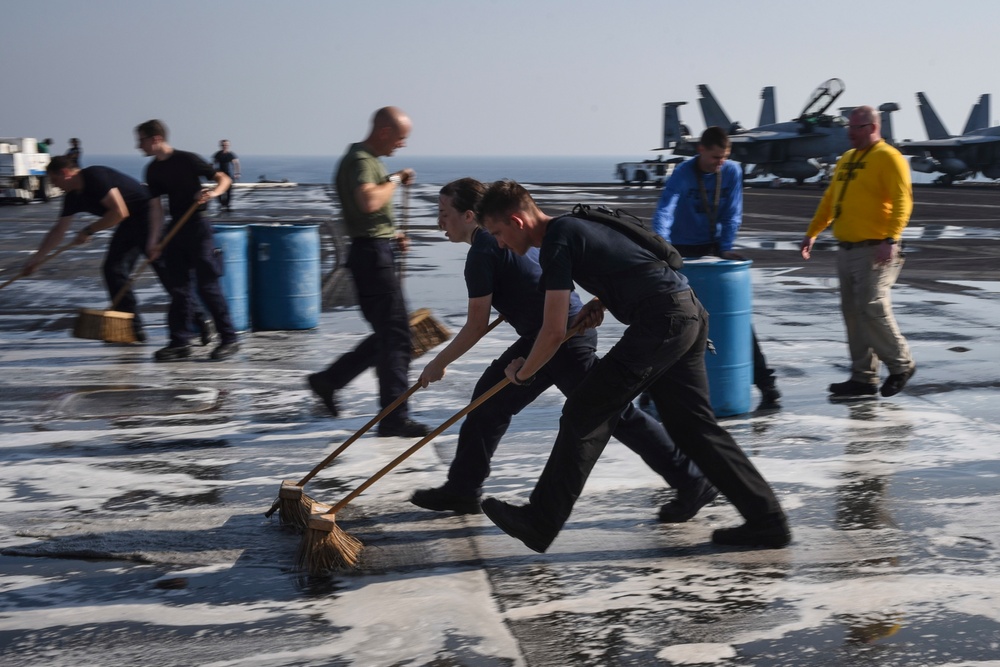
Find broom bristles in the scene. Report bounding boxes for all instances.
[273,481,318,530]
[74,308,137,343]
[409,308,451,358]
[295,512,364,573]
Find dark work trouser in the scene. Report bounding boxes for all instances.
[317,238,412,421]
[527,289,785,539]
[218,180,232,209]
[103,219,157,331]
[445,328,703,498]
[157,218,236,347]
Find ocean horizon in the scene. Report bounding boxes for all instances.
[85,154,640,186]
[83,152,956,187]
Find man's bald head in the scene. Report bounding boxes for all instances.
[366,106,412,157]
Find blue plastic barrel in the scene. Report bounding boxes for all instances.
[249,223,321,330]
[680,258,753,416]
[212,224,250,332]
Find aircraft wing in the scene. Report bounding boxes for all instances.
[729,129,818,142]
[901,135,1000,149]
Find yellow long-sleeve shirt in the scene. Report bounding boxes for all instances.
[807,140,912,242]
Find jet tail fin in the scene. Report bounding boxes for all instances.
[659,101,689,149]
[917,92,951,140]
[697,84,737,132]
[879,103,900,145]
[758,86,776,126]
[962,94,990,134]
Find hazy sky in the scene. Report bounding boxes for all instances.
[6,0,1000,157]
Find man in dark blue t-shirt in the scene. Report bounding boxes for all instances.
[137,119,239,362]
[410,179,713,520]
[212,140,240,211]
[24,156,160,341]
[476,180,790,553]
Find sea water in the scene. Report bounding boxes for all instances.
[86,154,638,186]
[85,152,951,186]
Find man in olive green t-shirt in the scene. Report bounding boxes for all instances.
[307,106,430,438]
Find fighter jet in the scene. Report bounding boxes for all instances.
[899,92,1000,184]
[660,79,900,183]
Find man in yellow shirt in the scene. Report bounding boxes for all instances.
[800,106,916,398]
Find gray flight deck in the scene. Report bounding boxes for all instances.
[1,182,999,666]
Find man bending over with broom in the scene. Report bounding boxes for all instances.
[23,156,162,342]
[136,119,240,362]
[477,180,791,553]
[306,106,430,438]
[410,178,715,521]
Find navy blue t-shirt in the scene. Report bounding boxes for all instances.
[465,227,582,338]
[61,166,151,229]
[213,150,238,177]
[539,215,689,325]
[145,150,217,223]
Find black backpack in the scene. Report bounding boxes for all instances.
[567,203,684,270]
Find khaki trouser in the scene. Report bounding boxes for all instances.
[837,244,914,383]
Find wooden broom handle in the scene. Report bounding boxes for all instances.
[108,200,201,309]
[0,241,75,291]
[298,380,421,488]
[323,319,589,516]
[298,314,505,487]
[263,313,508,518]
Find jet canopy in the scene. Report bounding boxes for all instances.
[798,78,846,121]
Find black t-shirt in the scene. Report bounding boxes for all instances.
[213,150,238,176]
[145,150,217,222]
[539,215,689,325]
[465,227,582,338]
[61,166,151,229]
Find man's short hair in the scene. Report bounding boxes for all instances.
[477,179,535,222]
[45,155,77,175]
[136,119,168,140]
[440,178,485,216]
[699,126,731,150]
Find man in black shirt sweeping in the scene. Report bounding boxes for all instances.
[25,156,160,342]
[476,180,790,553]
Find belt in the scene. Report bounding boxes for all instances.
[838,239,883,250]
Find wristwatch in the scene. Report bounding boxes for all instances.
[387,173,402,186]
[883,238,896,245]
[512,371,535,386]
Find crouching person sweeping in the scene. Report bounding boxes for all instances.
[411,178,714,522]
[476,180,791,553]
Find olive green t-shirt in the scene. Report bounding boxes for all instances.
[334,142,395,239]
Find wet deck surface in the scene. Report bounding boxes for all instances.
[1,183,999,666]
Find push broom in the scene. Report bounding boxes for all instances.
[295,320,591,573]
[73,201,200,343]
[267,314,507,529]
[267,380,421,529]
